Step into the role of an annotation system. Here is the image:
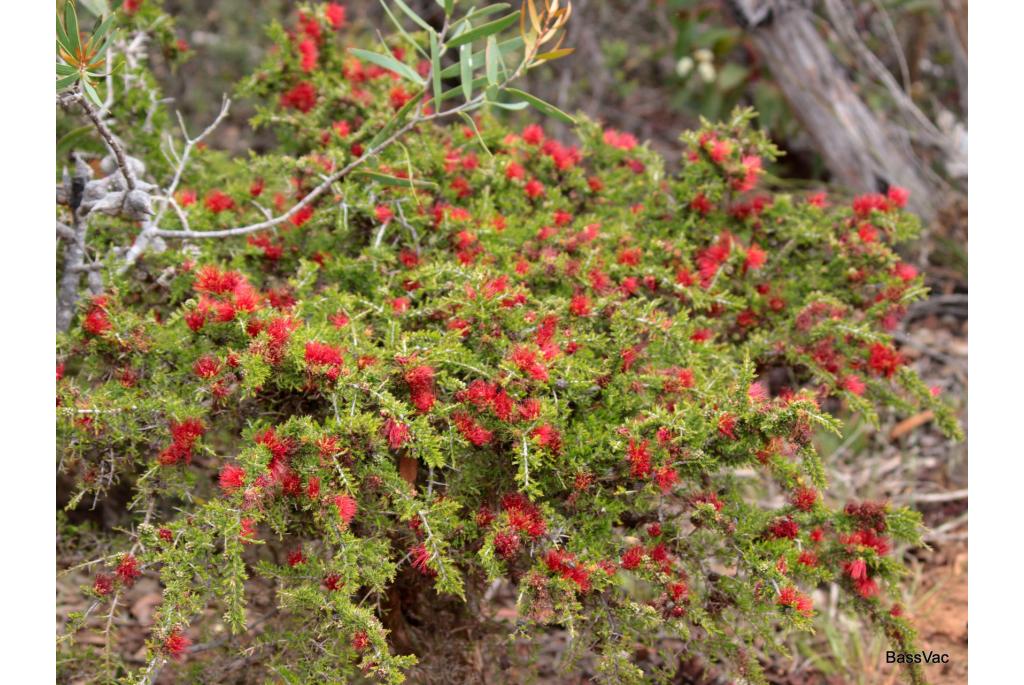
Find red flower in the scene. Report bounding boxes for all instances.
[298,37,318,72]
[867,343,902,378]
[745,244,767,271]
[219,465,246,493]
[405,365,437,413]
[454,411,493,447]
[204,190,235,213]
[351,630,370,651]
[305,341,344,380]
[375,204,394,223]
[627,438,651,478]
[843,374,866,396]
[115,554,141,587]
[493,530,521,559]
[323,573,344,591]
[410,543,435,576]
[163,629,191,659]
[777,586,813,616]
[886,185,909,208]
[383,418,411,450]
[717,413,737,439]
[281,81,318,112]
[791,487,818,512]
[93,573,114,596]
[325,3,347,30]
[524,178,545,199]
[768,517,799,540]
[193,355,221,379]
[334,494,357,526]
[287,547,305,566]
[531,424,562,454]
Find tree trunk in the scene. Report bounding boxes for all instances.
[725,0,941,222]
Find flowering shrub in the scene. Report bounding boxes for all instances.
[57,2,960,684]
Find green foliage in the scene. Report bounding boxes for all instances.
[57,2,958,683]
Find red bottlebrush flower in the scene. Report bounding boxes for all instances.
[867,343,902,378]
[603,128,638,150]
[281,81,318,112]
[177,189,197,207]
[240,518,257,542]
[627,438,652,479]
[330,311,350,328]
[115,554,141,587]
[287,547,305,566]
[887,185,909,208]
[798,550,819,567]
[654,465,679,493]
[305,341,344,379]
[668,581,688,602]
[690,193,713,215]
[83,307,112,336]
[844,558,868,581]
[219,464,246,493]
[493,529,521,559]
[853,193,890,216]
[374,204,394,223]
[405,365,437,413]
[647,522,662,537]
[298,37,318,72]
[351,630,370,651]
[193,355,221,379]
[531,424,562,454]
[522,124,545,145]
[842,374,866,396]
[777,586,813,616]
[692,491,723,512]
[204,190,235,213]
[323,573,344,591]
[747,382,768,403]
[856,576,879,598]
[806,191,828,207]
[383,418,411,450]
[768,517,799,540]
[326,3,347,30]
[389,85,412,109]
[791,487,818,512]
[158,528,173,542]
[690,328,713,343]
[524,178,545,199]
[890,603,904,617]
[390,296,410,314]
[745,244,767,270]
[249,178,265,197]
[410,543,435,576]
[709,139,732,163]
[892,262,918,282]
[454,411,493,447]
[334,494,357,526]
[163,629,191,659]
[810,527,825,543]
[510,345,549,382]
[717,413,738,439]
[620,545,645,570]
[93,573,114,596]
[306,476,320,499]
[290,204,314,228]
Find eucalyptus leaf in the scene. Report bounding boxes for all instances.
[349,48,425,86]
[430,33,443,110]
[356,170,438,190]
[459,44,473,102]
[446,11,520,48]
[64,2,82,56]
[485,36,499,86]
[504,87,575,124]
[391,0,434,34]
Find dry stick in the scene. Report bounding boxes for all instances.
[119,97,232,273]
[73,89,138,191]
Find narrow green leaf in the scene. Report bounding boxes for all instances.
[391,0,434,34]
[459,44,473,102]
[349,48,425,86]
[88,16,115,53]
[430,33,443,110]
[487,100,529,111]
[535,47,575,63]
[504,87,576,124]
[356,170,438,190]
[56,13,72,54]
[444,0,455,16]
[80,0,109,16]
[446,11,520,48]
[440,36,522,78]
[64,2,82,56]
[56,63,78,76]
[451,3,510,31]
[485,36,499,86]
[82,79,102,106]
[379,0,429,58]
[458,111,493,159]
[56,73,79,91]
